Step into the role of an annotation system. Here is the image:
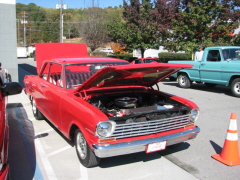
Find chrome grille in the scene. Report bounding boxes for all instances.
[111,114,190,139]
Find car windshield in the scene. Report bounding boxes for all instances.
[64,62,127,89]
[222,48,240,61]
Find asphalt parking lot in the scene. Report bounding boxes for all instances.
[6,58,240,180]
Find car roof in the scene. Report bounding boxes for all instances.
[49,57,128,64]
[206,46,240,50]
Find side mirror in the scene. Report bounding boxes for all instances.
[1,82,22,97]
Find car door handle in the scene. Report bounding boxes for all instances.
[40,84,46,88]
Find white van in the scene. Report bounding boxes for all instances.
[17,47,28,58]
[100,48,113,53]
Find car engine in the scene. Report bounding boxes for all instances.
[89,91,190,124]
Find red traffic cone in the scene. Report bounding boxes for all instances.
[212,113,240,166]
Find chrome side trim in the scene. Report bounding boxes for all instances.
[92,127,200,158]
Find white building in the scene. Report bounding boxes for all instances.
[0,0,18,81]
[133,46,185,58]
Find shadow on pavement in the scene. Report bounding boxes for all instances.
[162,82,232,97]
[8,103,37,180]
[158,142,199,174]
[99,151,162,168]
[18,64,36,88]
[42,117,74,147]
[210,140,222,154]
[99,142,190,168]
[18,64,37,75]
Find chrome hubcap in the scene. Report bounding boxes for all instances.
[234,82,240,94]
[180,76,186,85]
[32,100,37,115]
[76,132,87,159]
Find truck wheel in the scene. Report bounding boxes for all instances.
[74,129,100,168]
[231,78,240,97]
[31,99,45,120]
[205,83,216,87]
[177,74,192,88]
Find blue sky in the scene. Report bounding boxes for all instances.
[16,0,124,9]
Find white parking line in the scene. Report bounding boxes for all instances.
[19,105,89,180]
[35,138,58,180]
[17,107,57,180]
[46,146,72,158]
[79,164,88,180]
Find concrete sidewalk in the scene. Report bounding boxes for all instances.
[6,67,199,180]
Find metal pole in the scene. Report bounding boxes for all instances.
[60,0,63,43]
[23,11,26,47]
[17,19,20,46]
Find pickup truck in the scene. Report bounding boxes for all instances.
[169,46,240,97]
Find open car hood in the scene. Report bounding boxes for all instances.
[75,63,192,92]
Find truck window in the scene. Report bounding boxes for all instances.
[222,49,240,60]
[207,50,221,62]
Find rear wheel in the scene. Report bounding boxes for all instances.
[31,98,45,120]
[74,129,100,167]
[231,78,240,97]
[177,74,192,88]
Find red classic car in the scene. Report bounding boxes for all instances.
[130,58,162,64]
[24,43,200,167]
[0,81,22,179]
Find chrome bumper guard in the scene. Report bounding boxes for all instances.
[93,127,200,158]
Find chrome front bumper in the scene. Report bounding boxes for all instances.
[92,127,200,158]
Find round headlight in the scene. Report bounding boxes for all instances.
[96,121,116,137]
[189,108,199,122]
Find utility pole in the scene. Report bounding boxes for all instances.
[21,11,28,46]
[56,1,67,43]
[17,19,20,46]
[60,0,63,43]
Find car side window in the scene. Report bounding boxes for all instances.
[49,63,63,87]
[40,63,50,80]
[144,59,154,63]
[207,50,221,62]
[135,60,142,64]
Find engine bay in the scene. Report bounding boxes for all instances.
[88,90,190,124]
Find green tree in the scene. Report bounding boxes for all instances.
[152,0,182,51]
[77,7,110,52]
[120,0,159,57]
[170,0,239,53]
[40,9,60,42]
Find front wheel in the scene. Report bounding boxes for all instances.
[177,74,192,88]
[231,78,240,97]
[31,98,45,120]
[74,129,100,168]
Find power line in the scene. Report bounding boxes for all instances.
[17,27,79,36]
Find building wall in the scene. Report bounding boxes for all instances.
[0,0,18,82]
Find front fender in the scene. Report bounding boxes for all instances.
[177,69,201,82]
